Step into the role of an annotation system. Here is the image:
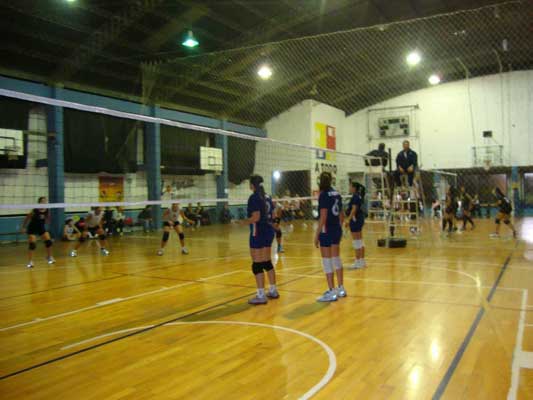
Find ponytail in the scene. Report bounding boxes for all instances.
[351,182,366,201]
[250,175,267,213]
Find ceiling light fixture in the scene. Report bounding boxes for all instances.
[257,65,273,80]
[406,51,422,66]
[182,30,199,48]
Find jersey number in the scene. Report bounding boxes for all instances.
[332,199,340,216]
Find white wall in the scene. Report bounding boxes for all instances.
[346,70,533,169]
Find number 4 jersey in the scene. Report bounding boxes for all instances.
[318,188,342,230]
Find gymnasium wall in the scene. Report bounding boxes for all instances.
[345,70,533,169]
[261,70,532,177]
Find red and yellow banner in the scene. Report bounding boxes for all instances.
[99,176,124,202]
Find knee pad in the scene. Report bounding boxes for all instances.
[45,240,53,248]
[162,232,170,242]
[276,230,282,239]
[79,236,86,243]
[332,256,342,270]
[29,242,37,250]
[495,219,501,224]
[252,262,264,275]
[264,260,273,272]
[322,258,333,274]
[179,233,185,241]
[99,234,106,241]
[352,239,363,250]
[504,220,510,225]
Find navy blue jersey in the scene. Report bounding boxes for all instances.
[498,196,512,213]
[348,194,363,221]
[266,196,274,223]
[318,188,342,228]
[247,191,272,226]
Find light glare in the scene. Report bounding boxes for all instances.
[258,65,273,80]
[428,74,441,85]
[182,31,199,48]
[273,170,281,181]
[406,51,421,66]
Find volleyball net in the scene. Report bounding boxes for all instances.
[0,89,376,232]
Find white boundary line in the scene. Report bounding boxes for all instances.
[0,270,241,332]
[165,321,336,400]
[2,256,524,331]
[59,320,336,400]
[276,271,524,292]
[279,262,482,287]
[508,289,528,400]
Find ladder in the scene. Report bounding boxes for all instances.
[363,161,390,234]
[387,174,422,237]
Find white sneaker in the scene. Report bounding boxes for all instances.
[47,257,56,265]
[69,250,78,257]
[349,260,364,270]
[181,247,189,255]
[317,289,338,302]
[490,233,500,238]
[26,261,34,268]
[100,248,110,256]
[359,259,366,268]
[157,249,164,256]
[248,295,267,305]
[337,286,347,298]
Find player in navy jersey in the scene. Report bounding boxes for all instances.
[346,182,366,269]
[272,202,284,253]
[490,187,517,238]
[246,175,278,305]
[21,197,55,268]
[314,172,346,302]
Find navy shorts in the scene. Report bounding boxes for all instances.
[250,224,275,249]
[163,221,180,228]
[349,216,365,233]
[319,225,342,247]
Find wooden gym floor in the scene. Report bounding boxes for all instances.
[0,217,532,399]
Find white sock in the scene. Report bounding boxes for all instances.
[257,288,265,297]
[270,284,277,292]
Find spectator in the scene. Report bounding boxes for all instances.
[115,207,125,236]
[185,203,200,227]
[220,203,232,224]
[366,142,389,169]
[63,219,81,241]
[394,140,418,187]
[196,202,210,226]
[103,207,115,235]
[138,205,154,233]
[75,217,86,233]
[161,184,175,204]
